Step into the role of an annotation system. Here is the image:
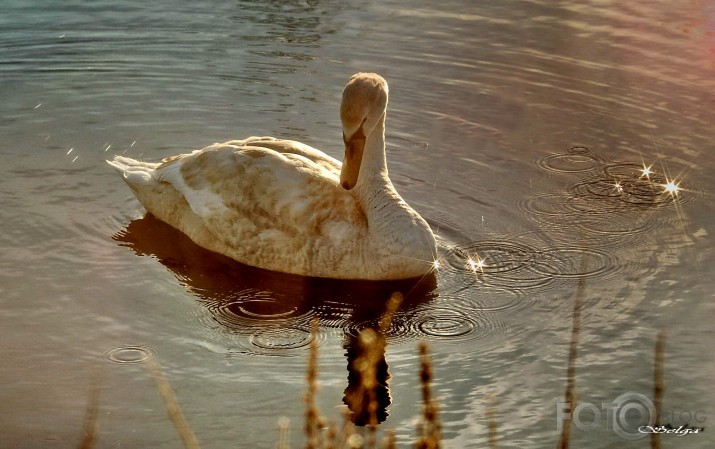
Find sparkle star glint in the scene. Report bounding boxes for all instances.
[640,164,654,179]
[467,256,486,273]
[663,178,680,196]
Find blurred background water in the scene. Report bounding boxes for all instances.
[1,0,714,447]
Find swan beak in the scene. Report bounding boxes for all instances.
[340,127,366,190]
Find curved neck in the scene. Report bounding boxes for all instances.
[349,112,436,270]
[356,113,388,188]
[355,113,409,230]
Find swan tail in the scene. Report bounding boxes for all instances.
[106,156,161,186]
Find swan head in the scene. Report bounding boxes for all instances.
[339,73,389,190]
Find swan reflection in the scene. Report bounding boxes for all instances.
[113,213,437,424]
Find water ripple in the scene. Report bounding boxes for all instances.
[104,345,155,364]
[344,305,509,345]
[443,241,554,291]
[249,326,314,352]
[535,146,605,174]
[193,310,323,358]
[517,193,657,245]
[522,149,702,249]
[414,307,484,339]
[531,247,618,279]
[204,297,305,331]
[571,178,672,210]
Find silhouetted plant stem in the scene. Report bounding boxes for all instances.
[651,330,666,449]
[77,368,102,449]
[557,249,588,449]
[147,358,201,449]
[487,394,498,449]
[416,341,440,449]
[305,318,320,449]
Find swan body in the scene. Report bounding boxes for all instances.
[108,73,436,280]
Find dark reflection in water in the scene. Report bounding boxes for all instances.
[114,213,524,354]
[113,213,437,323]
[114,213,421,423]
[343,330,391,426]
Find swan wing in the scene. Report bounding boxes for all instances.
[225,136,342,173]
[155,139,364,259]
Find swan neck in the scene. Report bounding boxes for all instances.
[358,113,388,186]
[355,113,405,221]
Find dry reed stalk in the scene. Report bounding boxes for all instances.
[378,292,403,335]
[557,253,588,449]
[77,368,102,449]
[345,433,365,448]
[366,423,378,449]
[324,420,339,449]
[305,318,321,449]
[277,417,291,449]
[416,341,440,449]
[362,329,383,427]
[338,406,359,447]
[146,358,201,449]
[300,291,403,447]
[345,292,402,428]
[381,429,397,449]
[651,330,666,449]
[487,394,498,449]
[344,328,385,431]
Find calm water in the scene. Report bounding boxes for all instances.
[2,1,714,448]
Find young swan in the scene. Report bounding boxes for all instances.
[108,73,437,280]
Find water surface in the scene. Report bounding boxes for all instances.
[1,0,714,447]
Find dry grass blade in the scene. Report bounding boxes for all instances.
[416,341,440,449]
[378,292,403,335]
[338,406,358,447]
[487,394,498,449]
[348,328,384,428]
[146,357,201,449]
[296,293,445,448]
[305,318,320,449]
[345,292,402,428]
[324,419,339,448]
[277,417,291,449]
[381,429,397,449]
[556,251,588,449]
[651,330,666,449]
[77,368,102,449]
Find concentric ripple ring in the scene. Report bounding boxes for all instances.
[105,345,155,364]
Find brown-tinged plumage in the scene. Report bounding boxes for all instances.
[108,73,436,280]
